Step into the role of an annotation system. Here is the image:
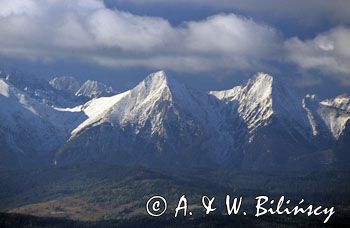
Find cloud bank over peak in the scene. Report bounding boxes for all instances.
[0,0,280,73]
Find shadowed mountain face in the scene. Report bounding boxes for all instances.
[0,69,349,171]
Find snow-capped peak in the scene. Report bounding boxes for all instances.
[252,72,273,85]
[70,70,222,138]
[211,73,273,102]
[140,70,182,96]
[210,73,275,133]
[71,71,183,135]
[243,72,274,107]
[144,70,168,84]
[138,70,171,94]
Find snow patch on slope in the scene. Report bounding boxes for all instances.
[71,91,129,135]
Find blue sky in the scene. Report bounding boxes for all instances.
[0,0,349,97]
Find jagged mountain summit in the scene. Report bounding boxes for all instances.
[211,73,316,169]
[0,69,349,171]
[210,73,310,139]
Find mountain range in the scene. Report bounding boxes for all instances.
[0,69,349,171]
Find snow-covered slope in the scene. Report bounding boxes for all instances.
[71,91,129,136]
[75,80,115,99]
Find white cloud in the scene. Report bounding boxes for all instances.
[184,14,280,57]
[285,26,350,85]
[2,0,348,87]
[0,0,281,73]
[87,9,174,52]
[0,0,39,17]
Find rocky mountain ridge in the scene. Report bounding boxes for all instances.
[0,69,348,171]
